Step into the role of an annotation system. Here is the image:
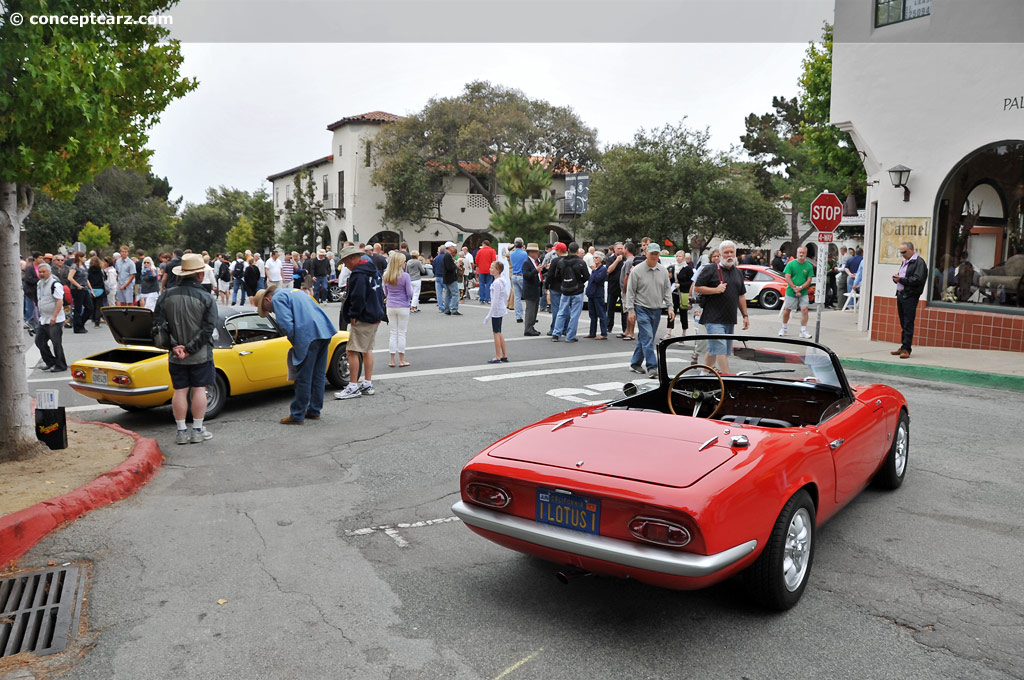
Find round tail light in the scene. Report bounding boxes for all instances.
[628,517,691,547]
[72,370,86,381]
[112,374,132,386]
[466,483,511,509]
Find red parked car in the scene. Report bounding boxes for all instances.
[738,264,815,310]
[453,335,909,609]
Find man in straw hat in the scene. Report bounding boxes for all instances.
[153,253,219,445]
[255,284,338,424]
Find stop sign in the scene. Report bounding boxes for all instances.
[809,192,844,233]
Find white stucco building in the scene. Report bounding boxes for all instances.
[268,111,578,258]
[832,0,1024,352]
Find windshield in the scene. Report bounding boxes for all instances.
[659,336,844,388]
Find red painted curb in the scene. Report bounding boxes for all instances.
[0,419,163,565]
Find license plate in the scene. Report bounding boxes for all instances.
[91,369,108,385]
[536,489,600,535]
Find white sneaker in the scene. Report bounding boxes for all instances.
[359,381,375,395]
[334,384,362,400]
[175,429,190,445]
[778,328,787,337]
[190,427,213,443]
[799,330,813,339]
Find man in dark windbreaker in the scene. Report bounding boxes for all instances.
[334,245,386,400]
[153,253,219,445]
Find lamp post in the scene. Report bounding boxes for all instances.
[888,165,912,202]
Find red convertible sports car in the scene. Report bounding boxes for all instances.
[453,335,909,609]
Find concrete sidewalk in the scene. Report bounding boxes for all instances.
[746,304,1024,392]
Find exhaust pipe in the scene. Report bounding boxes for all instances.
[555,569,592,585]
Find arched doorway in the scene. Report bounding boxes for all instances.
[933,140,1024,308]
[547,225,571,246]
[335,231,348,251]
[366,230,401,253]
[464,232,496,252]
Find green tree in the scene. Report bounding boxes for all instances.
[178,203,233,254]
[587,122,783,254]
[488,155,558,244]
[278,169,322,253]
[78,221,111,252]
[0,1,196,460]
[225,215,257,256]
[248,188,275,253]
[372,81,599,234]
[741,23,867,252]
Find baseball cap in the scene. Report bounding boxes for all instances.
[554,242,567,252]
[646,243,661,254]
[444,241,456,249]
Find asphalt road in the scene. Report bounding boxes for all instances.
[16,300,1024,680]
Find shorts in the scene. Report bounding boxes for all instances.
[347,320,379,353]
[169,360,215,390]
[784,293,809,311]
[704,322,735,356]
[218,279,231,292]
[115,287,134,304]
[491,316,503,333]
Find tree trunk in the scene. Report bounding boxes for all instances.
[0,181,47,463]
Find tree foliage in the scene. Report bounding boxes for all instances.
[77,221,111,252]
[0,0,196,460]
[225,215,256,256]
[178,203,233,253]
[587,122,785,253]
[248,188,275,254]
[278,169,322,253]
[488,156,558,244]
[741,23,867,250]
[372,81,599,234]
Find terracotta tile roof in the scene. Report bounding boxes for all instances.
[326,111,403,131]
[266,155,334,182]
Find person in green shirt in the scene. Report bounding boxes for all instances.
[780,246,815,338]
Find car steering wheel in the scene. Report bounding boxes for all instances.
[668,364,726,418]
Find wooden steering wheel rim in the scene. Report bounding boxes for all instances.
[667,363,726,418]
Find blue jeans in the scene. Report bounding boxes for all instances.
[435,277,446,310]
[588,297,608,337]
[547,290,562,333]
[24,296,37,328]
[258,277,266,290]
[511,274,524,320]
[443,281,460,313]
[291,339,329,420]
[704,322,735,357]
[631,306,662,371]
[554,293,584,340]
[231,278,245,304]
[478,273,493,303]
[315,277,329,303]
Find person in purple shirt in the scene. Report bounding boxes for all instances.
[383,252,414,368]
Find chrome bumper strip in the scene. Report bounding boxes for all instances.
[69,382,170,396]
[452,501,757,578]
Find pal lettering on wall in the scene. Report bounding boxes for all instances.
[880,217,931,264]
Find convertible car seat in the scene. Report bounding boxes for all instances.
[720,415,793,428]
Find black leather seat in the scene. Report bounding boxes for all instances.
[720,415,793,428]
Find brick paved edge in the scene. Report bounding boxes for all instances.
[0,420,162,565]
[840,358,1024,393]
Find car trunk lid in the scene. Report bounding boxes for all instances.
[101,307,156,346]
[487,408,744,488]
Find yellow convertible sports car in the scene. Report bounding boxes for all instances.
[69,306,350,418]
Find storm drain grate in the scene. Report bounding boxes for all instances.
[0,565,86,657]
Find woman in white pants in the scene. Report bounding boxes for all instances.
[382,252,414,367]
[405,251,426,313]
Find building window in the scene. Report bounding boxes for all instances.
[932,140,1024,311]
[338,144,343,157]
[323,175,329,199]
[338,171,345,203]
[364,140,372,167]
[275,187,279,207]
[875,0,930,27]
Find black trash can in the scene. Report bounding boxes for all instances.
[36,407,68,450]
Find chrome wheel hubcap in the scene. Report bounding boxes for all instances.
[783,508,812,591]
[894,423,908,477]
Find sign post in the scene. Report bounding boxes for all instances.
[809,192,843,343]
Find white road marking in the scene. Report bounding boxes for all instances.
[476,357,689,382]
[28,376,72,383]
[344,515,462,548]
[494,648,544,680]
[65,404,117,413]
[373,351,634,382]
[371,335,537,354]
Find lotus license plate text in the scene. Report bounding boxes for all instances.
[536,489,600,535]
[92,369,108,385]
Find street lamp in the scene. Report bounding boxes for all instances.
[888,165,912,202]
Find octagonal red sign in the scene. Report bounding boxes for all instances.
[810,192,843,233]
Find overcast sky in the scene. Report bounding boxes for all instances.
[146,42,815,207]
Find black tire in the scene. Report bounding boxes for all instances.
[760,289,781,310]
[748,489,816,610]
[188,371,227,420]
[327,343,350,388]
[873,411,909,490]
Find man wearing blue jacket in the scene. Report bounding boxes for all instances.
[255,284,337,424]
[335,245,386,400]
